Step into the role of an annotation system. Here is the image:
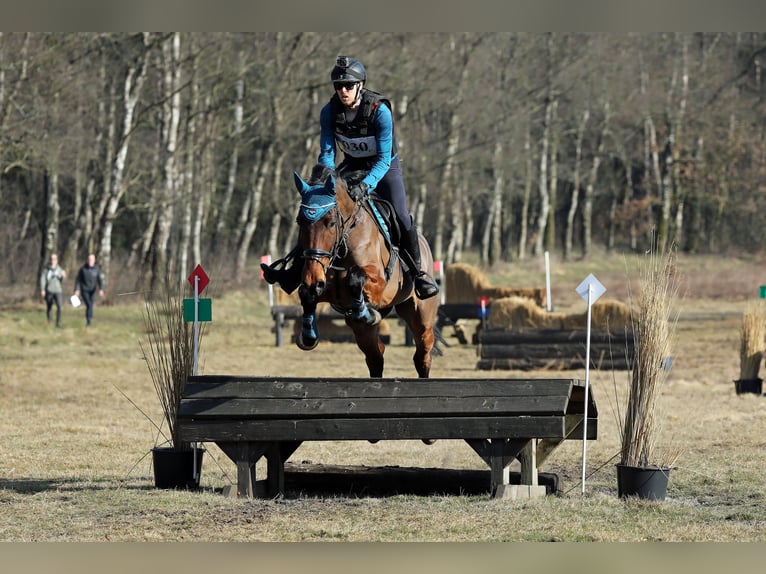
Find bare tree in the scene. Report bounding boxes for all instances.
[98,33,151,283]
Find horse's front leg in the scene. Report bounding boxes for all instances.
[296,285,320,351]
[345,266,381,326]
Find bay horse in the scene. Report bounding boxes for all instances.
[291,165,439,378]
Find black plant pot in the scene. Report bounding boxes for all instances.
[616,464,671,501]
[733,378,762,395]
[152,446,205,490]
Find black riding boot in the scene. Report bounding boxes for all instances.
[400,223,439,300]
[260,249,302,294]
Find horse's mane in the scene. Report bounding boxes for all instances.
[307,163,366,188]
[307,164,334,185]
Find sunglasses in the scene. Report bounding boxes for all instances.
[335,82,359,91]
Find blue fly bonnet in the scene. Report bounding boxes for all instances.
[294,172,336,223]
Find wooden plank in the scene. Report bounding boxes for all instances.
[183,377,579,400]
[178,415,569,442]
[479,343,628,360]
[479,328,634,345]
[438,303,481,320]
[476,357,632,371]
[178,395,570,418]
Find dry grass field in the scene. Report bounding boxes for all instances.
[1,250,765,543]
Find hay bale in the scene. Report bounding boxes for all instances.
[486,286,546,307]
[444,262,546,307]
[560,299,633,332]
[444,263,489,304]
[488,296,565,329]
[591,299,633,331]
[488,296,632,332]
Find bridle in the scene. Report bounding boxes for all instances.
[300,186,363,275]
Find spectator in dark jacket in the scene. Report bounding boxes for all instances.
[74,253,105,327]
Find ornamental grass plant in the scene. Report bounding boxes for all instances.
[139,279,202,450]
[619,245,680,469]
[737,301,766,381]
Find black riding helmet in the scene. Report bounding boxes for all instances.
[331,55,366,84]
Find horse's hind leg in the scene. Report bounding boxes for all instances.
[412,323,435,378]
[397,299,436,378]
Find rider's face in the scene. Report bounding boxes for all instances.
[335,82,361,107]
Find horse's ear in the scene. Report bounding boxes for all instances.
[294,172,310,196]
[324,174,336,196]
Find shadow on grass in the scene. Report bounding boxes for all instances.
[0,466,561,499]
[280,463,560,498]
[0,476,153,495]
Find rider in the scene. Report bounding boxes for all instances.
[261,55,439,300]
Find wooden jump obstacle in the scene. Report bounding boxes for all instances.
[477,328,634,371]
[177,375,598,499]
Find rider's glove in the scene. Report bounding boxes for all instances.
[348,182,369,201]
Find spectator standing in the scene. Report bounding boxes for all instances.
[74,253,105,327]
[39,253,67,328]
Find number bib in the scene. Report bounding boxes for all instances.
[335,133,377,158]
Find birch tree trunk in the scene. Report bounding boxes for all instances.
[534,96,553,257]
[565,109,588,260]
[194,94,216,266]
[482,139,504,266]
[583,101,609,258]
[98,33,150,284]
[235,147,276,281]
[545,99,559,253]
[151,32,183,289]
[434,35,472,263]
[91,70,117,255]
[178,37,199,279]
[43,170,60,259]
[518,122,533,260]
[639,47,663,251]
[213,49,245,251]
[445,176,464,263]
[671,34,689,250]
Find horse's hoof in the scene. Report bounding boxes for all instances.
[296,333,318,351]
[422,439,437,445]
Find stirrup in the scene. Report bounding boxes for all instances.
[260,263,281,285]
[261,261,301,294]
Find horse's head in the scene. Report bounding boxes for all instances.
[294,169,350,299]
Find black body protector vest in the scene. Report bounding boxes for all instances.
[330,89,398,164]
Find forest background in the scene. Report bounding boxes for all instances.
[1,32,765,297]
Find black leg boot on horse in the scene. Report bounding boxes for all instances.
[260,247,303,294]
[399,219,439,300]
